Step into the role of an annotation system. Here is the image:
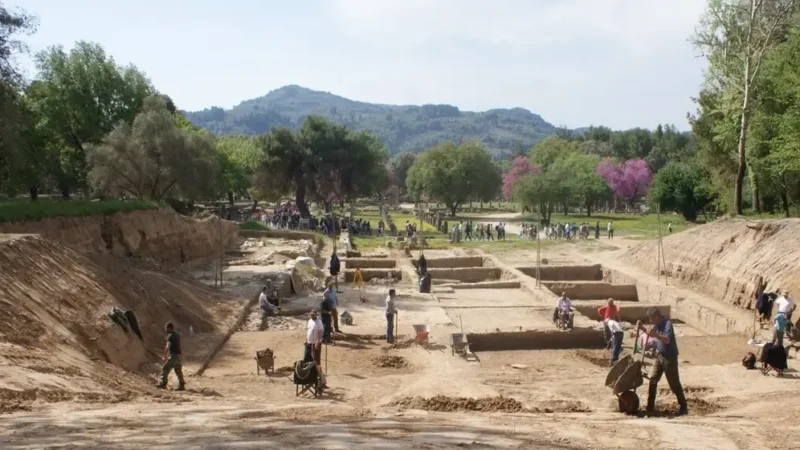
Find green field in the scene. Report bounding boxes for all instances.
[0,199,160,223]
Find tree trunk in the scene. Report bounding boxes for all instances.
[781,174,790,218]
[294,175,310,218]
[586,201,592,217]
[228,191,234,206]
[563,202,568,215]
[735,49,754,215]
[251,199,258,214]
[60,185,70,200]
[29,186,39,201]
[752,175,761,213]
[449,203,458,217]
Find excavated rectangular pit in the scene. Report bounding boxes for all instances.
[411,256,485,269]
[467,328,606,351]
[343,268,402,282]
[426,267,501,283]
[542,281,638,301]
[574,304,671,322]
[343,258,397,269]
[517,264,603,281]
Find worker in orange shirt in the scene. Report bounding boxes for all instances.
[598,298,620,348]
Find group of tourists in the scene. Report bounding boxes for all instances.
[544,221,615,240]
[757,289,797,347]
[450,221,508,241]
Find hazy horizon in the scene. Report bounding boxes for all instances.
[17,0,707,131]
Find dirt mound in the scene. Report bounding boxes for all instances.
[391,395,525,413]
[0,207,237,266]
[659,385,712,395]
[386,339,415,350]
[372,355,408,368]
[0,235,238,406]
[656,397,724,416]
[622,218,800,311]
[574,350,610,367]
[276,366,294,373]
[530,400,592,413]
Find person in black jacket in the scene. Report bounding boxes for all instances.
[329,250,341,292]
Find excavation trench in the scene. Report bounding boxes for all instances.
[517,264,603,281]
[468,328,605,351]
[344,258,397,269]
[412,256,485,269]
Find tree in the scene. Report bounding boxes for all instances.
[502,156,540,200]
[216,135,261,205]
[529,137,580,169]
[0,3,37,195]
[254,127,310,216]
[513,171,557,223]
[406,141,500,216]
[649,162,716,222]
[597,158,653,209]
[387,152,416,195]
[693,0,798,214]
[30,41,154,198]
[559,153,610,216]
[86,96,218,202]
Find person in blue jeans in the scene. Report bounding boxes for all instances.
[638,307,688,416]
[606,319,624,364]
[385,289,397,343]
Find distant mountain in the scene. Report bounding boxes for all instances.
[183,85,559,156]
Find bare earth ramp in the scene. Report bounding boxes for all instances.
[622,218,800,310]
[0,213,242,412]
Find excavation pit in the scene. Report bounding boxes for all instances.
[517,264,603,281]
[443,281,521,290]
[412,256,485,269]
[426,267,502,283]
[343,269,402,282]
[344,258,397,269]
[573,304,671,322]
[542,281,638,301]
[467,328,605,351]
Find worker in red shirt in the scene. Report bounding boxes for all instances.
[598,298,620,348]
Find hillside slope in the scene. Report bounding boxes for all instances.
[622,218,800,311]
[184,85,558,155]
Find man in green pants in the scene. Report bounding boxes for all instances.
[157,322,185,391]
[638,308,687,415]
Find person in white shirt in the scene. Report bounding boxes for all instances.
[305,310,324,364]
[607,221,614,239]
[776,290,796,333]
[552,292,574,328]
[607,319,624,363]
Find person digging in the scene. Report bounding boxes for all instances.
[157,322,185,391]
[637,308,688,416]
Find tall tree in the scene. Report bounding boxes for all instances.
[0,3,37,195]
[649,162,716,221]
[407,141,500,216]
[86,96,218,202]
[597,158,653,209]
[387,152,417,195]
[254,127,310,216]
[502,156,540,200]
[30,41,154,198]
[693,0,797,214]
[216,135,261,205]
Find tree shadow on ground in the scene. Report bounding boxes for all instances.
[0,408,588,449]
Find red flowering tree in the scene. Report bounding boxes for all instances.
[502,156,540,200]
[597,158,652,208]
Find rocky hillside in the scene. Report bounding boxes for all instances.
[184,85,558,155]
[622,218,800,311]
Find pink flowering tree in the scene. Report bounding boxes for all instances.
[597,158,652,209]
[503,156,541,200]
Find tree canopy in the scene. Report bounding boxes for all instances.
[406,141,501,216]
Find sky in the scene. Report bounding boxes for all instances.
[16,0,708,130]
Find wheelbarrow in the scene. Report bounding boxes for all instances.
[413,324,430,346]
[451,333,469,356]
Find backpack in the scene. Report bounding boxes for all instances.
[742,352,756,370]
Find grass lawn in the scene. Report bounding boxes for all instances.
[0,199,160,223]
[449,211,691,241]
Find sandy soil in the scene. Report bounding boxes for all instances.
[2,229,800,449]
